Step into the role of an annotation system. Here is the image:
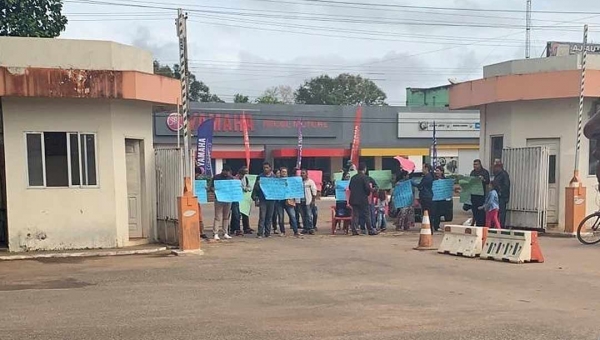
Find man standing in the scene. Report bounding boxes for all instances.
[277,167,300,237]
[252,162,276,238]
[229,166,253,236]
[493,162,511,228]
[300,169,318,235]
[349,163,378,236]
[470,159,491,227]
[210,165,235,240]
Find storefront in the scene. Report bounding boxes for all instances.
[153,104,479,179]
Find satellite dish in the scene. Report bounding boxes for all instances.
[448,78,458,85]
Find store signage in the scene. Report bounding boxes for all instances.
[418,121,480,132]
[547,41,600,57]
[166,112,183,131]
[157,111,339,138]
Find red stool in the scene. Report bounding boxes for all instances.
[331,206,352,235]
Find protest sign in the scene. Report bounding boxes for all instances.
[214,180,243,203]
[286,176,305,199]
[369,170,393,190]
[260,177,306,200]
[335,180,350,201]
[240,175,257,216]
[433,179,455,201]
[392,180,414,209]
[296,170,323,191]
[194,180,208,204]
[333,171,357,182]
[458,177,483,203]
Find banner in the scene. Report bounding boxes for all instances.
[195,119,214,177]
[242,112,250,168]
[433,179,454,201]
[259,177,305,200]
[296,119,303,169]
[214,180,244,203]
[392,181,414,209]
[194,180,208,204]
[335,180,350,201]
[369,170,393,190]
[240,175,257,217]
[350,106,362,169]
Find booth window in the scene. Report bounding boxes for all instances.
[26,132,98,187]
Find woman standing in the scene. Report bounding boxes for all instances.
[416,164,434,233]
[431,165,446,232]
[394,171,415,231]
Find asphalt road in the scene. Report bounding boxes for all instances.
[2,223,600,340]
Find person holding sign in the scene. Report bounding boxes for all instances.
[209,165,235,240]
[300,169,318,235]
[230,166,253,236]
[470,159,491,227]
[393,171,415,231]
[349,163,378,236]
[252,162,277,238]
[276,167,300,237]
[431,166,446,232]
[416,164,434,229]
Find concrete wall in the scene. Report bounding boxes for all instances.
[483,55,600,78]
[0,37,153,73]
[480,98,598,231]
[2,98,154,251]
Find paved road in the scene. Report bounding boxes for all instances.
[2,227,600,339]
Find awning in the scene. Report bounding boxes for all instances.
[272,148,351,158]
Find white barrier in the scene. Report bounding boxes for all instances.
[480,229,544,264]
[438,225,488,258]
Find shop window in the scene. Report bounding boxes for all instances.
[589,139,597,176]
[26,132,98,188]
[490,136,504,168]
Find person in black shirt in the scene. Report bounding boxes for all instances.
[493,162,510,228]
[431,165,446,232]
[417,164,434,229]
[470,159,491,227]
[348,163,378,236]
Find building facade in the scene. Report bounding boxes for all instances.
[154,103,479,179]
[405,85,450,108]
[450,54,600,232]
[0,37,179,251]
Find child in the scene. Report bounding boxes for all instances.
[479,181,502,229]
[374,189,389,231]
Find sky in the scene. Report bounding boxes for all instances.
[60,0,600,105]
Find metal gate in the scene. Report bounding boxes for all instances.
[155,148,183,244]
[502,146,550,230]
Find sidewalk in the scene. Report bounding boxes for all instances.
[0,244,168,261]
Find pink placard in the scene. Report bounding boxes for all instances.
[296,170,323,191]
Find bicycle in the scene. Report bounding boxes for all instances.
[577,211,600,245]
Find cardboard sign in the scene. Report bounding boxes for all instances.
[240,175,257,216]
[369,170,393,190]
[194,180,208,204]
[393,180,414,209]
[335,180,350,201]
[214,180,243,203]
[433,179,455,201]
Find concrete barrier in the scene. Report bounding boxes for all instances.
[480,229,544,264]
[438,225,488,258]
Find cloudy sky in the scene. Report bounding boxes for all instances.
[61,0,600,105]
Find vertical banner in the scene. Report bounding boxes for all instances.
[296,119,303,169]
[350,105,362,169]
[195,119,214,177]
[242,112,251,168]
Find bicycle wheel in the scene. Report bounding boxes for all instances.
[577,213,600,245]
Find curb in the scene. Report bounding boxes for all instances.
[0,247,168,261]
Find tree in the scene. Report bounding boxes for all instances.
[234,93,249,103]
[255,85,294,104]
[295,73,387,105]
[153,61,224,103]
[1,0,68,37]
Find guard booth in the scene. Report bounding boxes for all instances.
[502,146,550,230]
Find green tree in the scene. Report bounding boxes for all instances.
[234,93,249,103]
[153,61,224,103]
[295,73,387,105]
[255,85,294,104]
[1,0,68,37]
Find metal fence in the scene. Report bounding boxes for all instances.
[502,146,549,230]
[155,148,183,244]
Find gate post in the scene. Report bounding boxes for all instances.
[173,177,203,255]
[565,175,586,234]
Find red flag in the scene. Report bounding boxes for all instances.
[242,112,250,168]
[350,105,362,168]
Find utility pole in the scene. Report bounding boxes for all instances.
[526,0,532,58]
[573,24,588,181]
[176,8,190,178]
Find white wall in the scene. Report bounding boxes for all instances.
[458,149,480,175]
[481,98,599,231]
[2,98,154,251]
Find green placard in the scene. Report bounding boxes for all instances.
[239,175,257,217]
[369,170,393,190]
[459,176,484,204]
[333,171,357,182]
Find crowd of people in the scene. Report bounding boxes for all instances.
[202,158,511,240]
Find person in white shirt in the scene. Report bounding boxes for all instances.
[299,169,317,235]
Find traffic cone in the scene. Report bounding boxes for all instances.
[414,210,437,251]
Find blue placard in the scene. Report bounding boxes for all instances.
[286,177,305,199]
[433,179,455,201]
[194,180,208,204]
[393,181,414,209]
[335,180,349,201]
[214,180,243,203]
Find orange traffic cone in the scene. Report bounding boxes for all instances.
[414,210,437,251]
